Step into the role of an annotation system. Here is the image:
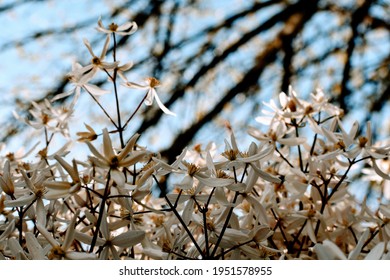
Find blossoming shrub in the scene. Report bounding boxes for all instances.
[1,18,389,260]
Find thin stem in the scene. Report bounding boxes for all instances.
[327,159,354,201]
[111,33,125,148]
[123,92,149,130]
[44,127,49,146]
[270,208,288,245]
[90,170,112,252]
[214,239,255,259]
[201,207,210,258]
[152,175,205,258]
[210,190,240,258]
[296,235,307,258]
[205,187,216,209]
[312,160,354,239]
[240,163,249,183]
[305,133,318,172]
[275,146,294,168]
[85,87,118,128]
[293,119,304,172]
[288,219,307,253]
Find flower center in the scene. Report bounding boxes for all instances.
[358,136,368,148]
[187,163,199,176]
[109,23,118,31]
[92,56,101,65]
[222,149,239,161]
[146,77,160,88]
[110,156,120,169]
[49,246,66,259]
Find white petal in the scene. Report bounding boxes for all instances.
[118,21,137,32]
[195,174,235,187]
[245,196,269,225]
[51,89,74,102]
[182,199,195,225]
[348,229,370,260]
[25,232,46,260]
[63,210,80,250]
[65,251,97,260]
[117,133,141,161]
[0,219,16,241]
[111,169,126,187]
[153,89,176,116]
[83,38,95,57]
[8,238,28,260]
[36,223,59,247]
[124,81,148,89]
[250,164,281,183]
[4,194,35,207]
[372,159,390,180]
[175,174,194,190]
[112,230,145,247]
[145,89,154,106]
[84,84,110,96]
[36,198,46,226]
[306,221,317,243]
[102,128,115,160]
[314,240,346,260]
[54,155,79,182]
[206,150,217,174]
[100,35,111,58]
[142,248,169,260]
[365,242,385,260]
[278,137,306,146]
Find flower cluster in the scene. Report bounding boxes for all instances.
[0,18,389,260]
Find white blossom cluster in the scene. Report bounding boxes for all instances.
[0,18,389,260]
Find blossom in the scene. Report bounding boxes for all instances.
[51,62,110,104]
[77,36,119,82]
[76,123,98,142]
[74,206,145,259]
[4,169,48,225]
[96,17,138,36]
[116,61,134,83]
[43,155,82,200]
[124,77,176,116]
[0,160,15,196]
[85,128,146,187]
[248,117,306,148]
[36,212,97,260]
[13,99,73,135]
[155,148,235,190]
[346,121,390,159]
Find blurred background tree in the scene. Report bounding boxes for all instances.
[0,0,389,193]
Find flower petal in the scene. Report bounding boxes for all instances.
[112,230,145,247]
[153,89,176,116]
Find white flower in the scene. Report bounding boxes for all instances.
[77,36,119,82]
[36,212,97,260]
[74,207,145,259]
[96,17,138,36]
[85,128,146,187]
[0,160,15,196]
[13,99,73,135]
[51,62,110,104]
[4,169,48,225]
[248,118,306,147]
[125,77,176,116]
